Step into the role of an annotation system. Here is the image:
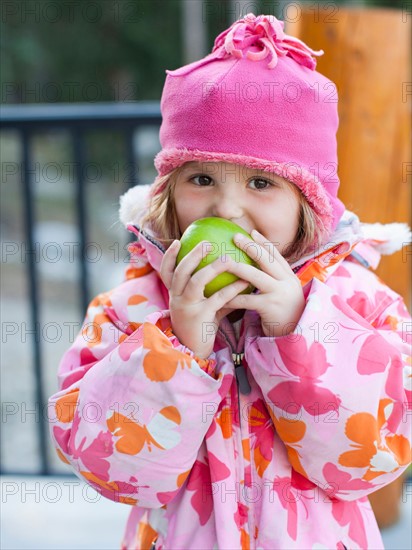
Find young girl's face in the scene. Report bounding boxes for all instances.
[173,162,301,255]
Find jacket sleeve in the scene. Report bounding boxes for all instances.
[48,279,232,508]
[246,262,411,501]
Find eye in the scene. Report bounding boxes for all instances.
[191,175,213,186]
[248,177,273,190]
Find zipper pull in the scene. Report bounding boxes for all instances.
[233,353,251,395]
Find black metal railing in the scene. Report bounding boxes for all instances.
[0,102,162,475]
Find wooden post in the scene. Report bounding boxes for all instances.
[288,7,411,529]
[287,7,411,308]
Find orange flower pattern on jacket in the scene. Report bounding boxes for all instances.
[271,413,308,478]
[216,406,234,439]
[249,399,274,477]
[125,264,153,280]
[240,527,250,550]
[56,448,70,464]
[55,388,79,423]
[137,521,158,550]
[339,399,412,480]
[81,471,140,505]
[107,406,182,455]
[142,323,194,382]
[82,312,111,348]
[295,242,355,286]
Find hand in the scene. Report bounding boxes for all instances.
[223,230,305,338]
[160,240,250,359]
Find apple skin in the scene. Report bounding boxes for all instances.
[176,217,257,298]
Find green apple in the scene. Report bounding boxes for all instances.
[176,217,257,298]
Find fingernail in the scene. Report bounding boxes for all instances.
[234,233,247,241]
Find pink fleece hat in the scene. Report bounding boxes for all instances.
[154,13,345,234]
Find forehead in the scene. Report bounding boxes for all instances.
[179,161,290,186]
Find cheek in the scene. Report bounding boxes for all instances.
[174,191,203,233]
[259,195,300,242]
[174,202,190,233]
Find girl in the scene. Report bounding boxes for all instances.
[49,14,411,549]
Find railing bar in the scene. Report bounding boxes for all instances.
[125,127,139,246]
[0,102,161,125]
[21,130,49,476]
[1,106,163,476]
[125,126,139,189]
[0,471,77,478]
[72,128,90,314]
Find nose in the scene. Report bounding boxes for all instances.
[210,185,244,221]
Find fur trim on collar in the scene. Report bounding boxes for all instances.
[360,221,412,255]
[119,184,152,227]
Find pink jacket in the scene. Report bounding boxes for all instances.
[49,194,411,549]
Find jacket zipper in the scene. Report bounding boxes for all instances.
[218,321,254,548]
[233,352,251,396]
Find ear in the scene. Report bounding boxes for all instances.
[119,184,152,227]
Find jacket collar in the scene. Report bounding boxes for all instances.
[127,222,165,273]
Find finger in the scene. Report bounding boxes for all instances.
[224,290,260,312]
[180,253,242,301]
[159,240,181,289]
[208,279,251,311]
[171,240,212,296]
[213,255,277,293]
[251,230,295,275]
[233,233,287,280]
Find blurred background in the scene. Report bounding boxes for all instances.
[1,0,411,548]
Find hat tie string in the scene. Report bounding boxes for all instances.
[213,13,323,70]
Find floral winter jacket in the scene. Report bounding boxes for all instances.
[49,199,412,550]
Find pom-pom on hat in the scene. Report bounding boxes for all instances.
[154,13,345,234]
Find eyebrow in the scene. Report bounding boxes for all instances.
[181,163,218,175]
[179,167,220,184]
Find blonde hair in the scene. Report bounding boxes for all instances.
[140,170,181,248]
[282,184,327,263]
[140,167,326,264]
